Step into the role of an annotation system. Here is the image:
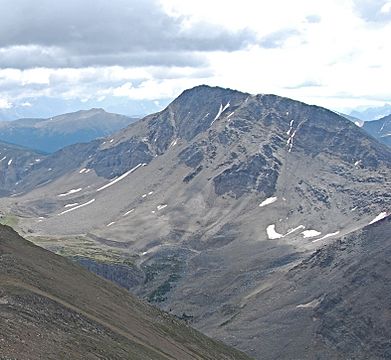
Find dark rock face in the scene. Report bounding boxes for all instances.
[168,85,248,141]
[213,154,279,198]
[75,257,144,290]
[88,139,153,178]
[179,145,204,168]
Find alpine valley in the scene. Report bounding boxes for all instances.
[0,85,390,359]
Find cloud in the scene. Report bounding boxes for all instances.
[353,0,391,22]
[0,0,255,69]
[259,28,301,49]
[0,98,12,109]
[305,15,322,23]
[284,81,323,90]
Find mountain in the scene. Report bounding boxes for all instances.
[0,224,250,360]
[336,112,364,127]
[0,85,390,358]
[0,108,137,153]
[350,104,391,121]
[0,96,169,122]
[0,140,43,197]
[214,214,391,359]
[363,114,391,148]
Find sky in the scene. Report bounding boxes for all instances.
[0,0,391,118]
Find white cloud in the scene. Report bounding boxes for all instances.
[0,98,12,109]
[0,0,390,114]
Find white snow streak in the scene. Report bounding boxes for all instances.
[266,224,284,239]
[106,221,116,227]
[79,168,87,174]
[7,159,12,166]
[58,188,82,197]
[169,138,178,148]
[96,163,146,192]
[157,204,167,211]
[0,156,6,161]
[64,203,79,208]
[302,230,321,238]
[369,211,388,225]
[211,102,230,126]
[312,231,340,243]
[259,197,277,207]
[58,199,95,215]
[123,209,135,216]
[286,120,294,135]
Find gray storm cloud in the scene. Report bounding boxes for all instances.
[0,0,256,69]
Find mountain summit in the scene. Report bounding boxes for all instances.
[0,85,390,358]
[0,108,137,153]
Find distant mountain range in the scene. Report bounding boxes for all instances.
[0,96,170,121]
[349,104,391,121]
[0,85,390,358]
[0,108,137,153]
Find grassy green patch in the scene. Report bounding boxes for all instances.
[0,213,20,228]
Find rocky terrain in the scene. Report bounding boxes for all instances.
[0,224,250,359]
[0,85,390,358]
[0,108,136,153]
[210,214,391,359]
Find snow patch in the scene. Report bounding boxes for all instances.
[302,230,321,238]
[312,231,340,243]
[64,203,79,208]
[169,138,178,148]
[297,298,321,308]
[106,221,116,227]
[0,156,6,161]
[148,191,154,195]
[123,209,135,216]
[7,159,12,166]
[58,198,95,215]
[286,120,294,135]
[141,194,147,198]
[96,163,146,192]
[211,102,230,126]
[369,211,388,225]
[157,204,167,211]
[79,168,87,174]
[58,188,82,197]
[266,224,284,239]
[259,197,277,207]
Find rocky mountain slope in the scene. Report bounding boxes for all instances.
[0,85,390,358]
[363,114,391,148]
[212,214,391,359]
[0,140,43,197]
[0,224,250,360]
[0,108,136,153]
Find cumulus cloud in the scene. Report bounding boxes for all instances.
[0,0,255,69]
[353,0,391,22]
[259,28,301,49]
